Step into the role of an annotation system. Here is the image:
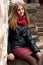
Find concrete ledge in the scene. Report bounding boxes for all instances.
[7,58,30,65]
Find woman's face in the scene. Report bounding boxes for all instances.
[17,5,24,16]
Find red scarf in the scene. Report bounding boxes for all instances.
[17,15,27,26]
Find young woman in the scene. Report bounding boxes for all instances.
[7,2,43,65]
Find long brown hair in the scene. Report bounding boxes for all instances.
[9,2,30,29]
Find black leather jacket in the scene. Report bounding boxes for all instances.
[7,25,40,54]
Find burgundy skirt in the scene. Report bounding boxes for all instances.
[12,47,32,59]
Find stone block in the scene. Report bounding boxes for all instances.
[7,58,30,65]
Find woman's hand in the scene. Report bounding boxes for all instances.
[7,53,15,60]
[36,52,42,59]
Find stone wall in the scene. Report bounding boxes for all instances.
[0,0,9,65]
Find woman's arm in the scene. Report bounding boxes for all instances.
[7,27,15,60]
[7,27,14,54]
[26,27,40,54]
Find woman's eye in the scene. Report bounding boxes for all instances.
[17,8,24,11]
[21,8,24,10]
[17,9,20,11]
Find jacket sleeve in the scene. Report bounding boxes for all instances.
[7,27,13,54]
[26,27,40,54]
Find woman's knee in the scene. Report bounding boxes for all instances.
[7,53,15,61]
[31,57,37,64]
[24,55,37,64]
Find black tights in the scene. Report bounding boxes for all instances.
[22,54,42,65]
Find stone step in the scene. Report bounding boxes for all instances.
[30,24,35,29]
[37,7,43,12]
[31,19,43,23]
[27,8,37,14]
[36,19,43,23]
[38,27,43,32]
[25,3,40,8]
[38,27,43,28]
[32,13,43,19]
[36,36,43,49]
[31,31,38,34]
[38,32,43,36]
[30,28,36,31]
[37,12,43,14]
[37,9,43,12]
[36,23,43,27]
[36,41,43,49]
[30,15,43,23]
[37,6,43,9]
[30,30,38,37]
[30,27,35,31]
[32,35,39,41]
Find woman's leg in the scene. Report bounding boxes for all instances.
[31,53,42,65]
[23,54,38,65]
[37,55,42,65]
[42,54,43,64]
